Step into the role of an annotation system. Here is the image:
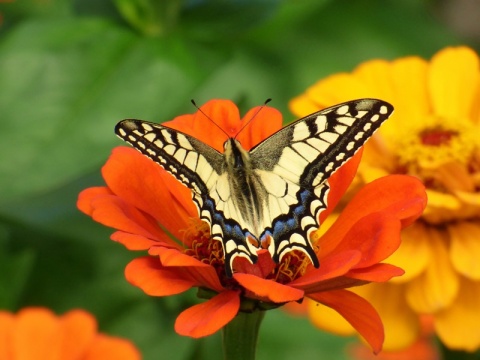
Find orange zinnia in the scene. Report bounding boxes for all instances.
[0,307,140,360]
[291,46,480,351]
[78,99,426,353]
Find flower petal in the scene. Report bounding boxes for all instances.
[429,46,480,119]
[77,187,112,215]
[347,263,404,282]
[309,290,384,354]
[103,147,195,240]
[290,250,361,292]
[319,175,426,258]
[385,223,431,283]
[358,283,421,351]
[84,334,141,360]
[88,194,172,249]
[406,228,459,313]
[164,99,240,152]
[434,277,480,351]
[148,247,224,292]
[175,290,240,338]
[12,308,60,360]
[233,273,304,303]
[0,312,14,359]
[125,257,197,296]
[58,310,97,359]
[449,221,480,280]
[110,231,159,250]
[332,211,401,268]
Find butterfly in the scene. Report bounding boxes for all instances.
[115,99,394,277]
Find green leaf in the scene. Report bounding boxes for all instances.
[0,18,203,203]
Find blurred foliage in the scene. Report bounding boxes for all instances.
[0,0,477,359]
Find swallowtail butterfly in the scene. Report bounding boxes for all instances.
[115,99,393,277]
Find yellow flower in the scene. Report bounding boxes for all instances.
[290,46,480,352]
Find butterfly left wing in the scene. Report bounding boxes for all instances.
[115,120,261,277]
[250,98,394,266]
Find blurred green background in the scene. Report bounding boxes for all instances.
[0,0,478,359]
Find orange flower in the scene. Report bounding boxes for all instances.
[0,307,140,360]
[291,46,480,351]
[78,99,426,353]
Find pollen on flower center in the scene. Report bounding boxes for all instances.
[392,116,479,171]
[182,218,235,281]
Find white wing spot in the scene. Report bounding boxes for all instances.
[334,124,348,134]
[371,114,380,122]
[336,105,350,115]
[346,141,355,151]
[337,116,355,126]
[306,138,330,152]
[142,124,154,131]
[354,132,364,141]
[292,122,309,141]
[319,132,339,143]
[315,115,327,131]
[335,152,345,161]
[144,133,156,142]
[380,105,388,114]
[118,128,127,136]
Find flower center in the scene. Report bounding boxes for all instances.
[392,115,479,172]
[183,219,314,285]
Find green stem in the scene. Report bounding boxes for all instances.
[222,310,265,360]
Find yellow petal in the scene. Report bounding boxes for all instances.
[406,227,459,313]
[307,73,372,105]
[360,283,421,351]
[428,47,480,119]
[434,277,480,351]
[306,297,355,336]
[354,59,395,101]
[390,56,430,119]
[387,223,431,283]
[289,94,322,118]
[449,221,480,280]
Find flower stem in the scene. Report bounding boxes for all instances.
[222,310,265,360]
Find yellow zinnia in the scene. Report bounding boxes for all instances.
[290,46,480,352]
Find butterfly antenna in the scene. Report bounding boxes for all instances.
[191,99,229,138]
[234,98,272,140]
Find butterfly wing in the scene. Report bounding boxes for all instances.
[250,98,394,265]
[115,120,259,277]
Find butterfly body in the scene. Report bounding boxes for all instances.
[115,99,394,277]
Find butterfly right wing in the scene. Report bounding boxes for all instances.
[115,120,258,277]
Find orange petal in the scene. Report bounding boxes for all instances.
[103,147,195,240]
[237,105,283,150]
[429,47,480,119]
[449,221,480,280]
[233,273,304,303]
[77,187,112,215]
[347,263,404,282]
[148,247,224,292]
[320,175,426,258]
[0,312,14,359]
[58,310,97,359]
[434,277,480,351]
[84,334,141,360]
[290,250,361,292]
[12,307,60,360]
[406,228,459,313]
[88,194,172,249]
[174,290,240,338]
[125,257,197,296]
[309,290,384,354]
[333,211,401,268]
[110,231,159,250]
[321,150,363,222]
[164,99,240,152]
